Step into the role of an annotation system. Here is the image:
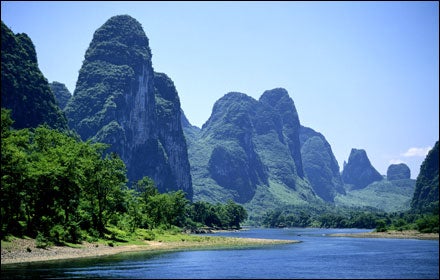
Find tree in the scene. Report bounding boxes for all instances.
[80,151,127,236]
[224,199,248,229]
[1,109,30,236]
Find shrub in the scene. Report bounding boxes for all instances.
[35,233,51,249]
[375,219,387,232]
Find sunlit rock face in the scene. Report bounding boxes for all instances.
[65,15,192,199]
[341,148,383,189]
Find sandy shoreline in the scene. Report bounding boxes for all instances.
[329,230,439,240]
[3,230,437,265]
[1,236,298,265]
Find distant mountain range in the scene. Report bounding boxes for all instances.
[2,15,437,219]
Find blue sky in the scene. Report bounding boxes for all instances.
[2,1,438,179]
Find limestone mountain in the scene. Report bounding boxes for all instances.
[185,89,318,208]
[387,163,411,180]
[49,81,72,110]
[1,21,67,130]
[341,148,383,189]
[336,151,415,212]
[153,72,193,199]
[64,15,192,198]
[411,141,439,213]
[299,126,345,202]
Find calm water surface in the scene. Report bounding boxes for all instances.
[1,228,438,279]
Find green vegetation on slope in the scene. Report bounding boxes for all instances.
[300,129,345,202]
[49,81,72,110]
[64,15,192,198]
[411,141,439,214]
[334,179,416,212]
[1,109,247,245]
[1,21,67,130]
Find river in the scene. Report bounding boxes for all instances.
[1,228,438,279]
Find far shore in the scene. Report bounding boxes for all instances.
[329,229,439,240]
[1,236,298,265]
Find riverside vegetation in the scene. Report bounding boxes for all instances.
[1,15,438,261]
[1,109,248,247]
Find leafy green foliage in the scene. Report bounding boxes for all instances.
[260,203,389,229]
[189,200,247,229]
[415,214,439,233]
[1,21,67,130]
[1,112,247,242]
[1,111,128,241]
[259,200,438,233]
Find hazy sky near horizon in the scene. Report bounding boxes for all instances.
[2,1,438,179]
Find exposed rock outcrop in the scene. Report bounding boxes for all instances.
[64,15,192,198]
[341,148,383,189]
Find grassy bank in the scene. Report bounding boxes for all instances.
[1,230,298,265]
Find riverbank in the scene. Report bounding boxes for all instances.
[1,235,298,265]
[329,230,439,240]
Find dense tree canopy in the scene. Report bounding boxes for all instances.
[1,109,247,243]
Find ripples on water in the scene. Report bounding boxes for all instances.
[1,228,438,279]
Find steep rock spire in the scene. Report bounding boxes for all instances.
[65,15,192,198]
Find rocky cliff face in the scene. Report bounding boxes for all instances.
[187,89,316,204]
[411,141,439,213]
[341,148,383,189]
[50,81,71,110]
[300,126,345,202]
[1,21,67,130]
[387,163,411,180]
[64,15,192,198]
[154,72,193,198]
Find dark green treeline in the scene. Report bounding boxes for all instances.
[1,109,247,244]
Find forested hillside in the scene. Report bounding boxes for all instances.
[1,109,246,243]
[1,21,67,130]
[184,89,322,215]
[49,81,71,110]
[411,141,439,214]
